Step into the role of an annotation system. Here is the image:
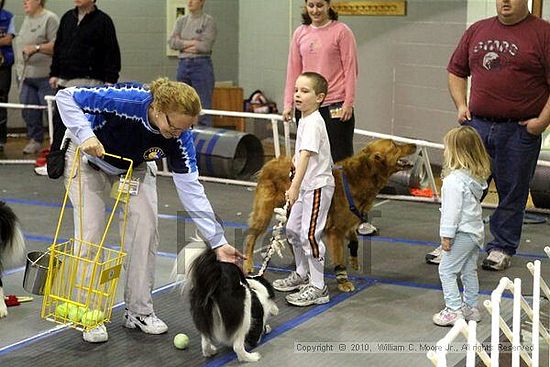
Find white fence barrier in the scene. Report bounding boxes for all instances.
[428,256,550,367]
[427,318,491,367]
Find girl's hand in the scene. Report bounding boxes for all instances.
[441,237,452,251]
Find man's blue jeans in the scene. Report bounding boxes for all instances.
[466,117,541,256]
[20,77,54,142]
[176,57,214,127]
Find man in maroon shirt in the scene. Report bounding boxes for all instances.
[426,0,550,271]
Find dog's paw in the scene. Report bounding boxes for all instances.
[337,280,355,292]
[349,257,360,271]
[264,324,271,334]
[270,304,279,316]
[0,302,7,318]
[202,344,218,357]
[238,351,261,362]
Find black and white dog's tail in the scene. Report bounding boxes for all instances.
[0,201,25,272]
[188,247,247,340]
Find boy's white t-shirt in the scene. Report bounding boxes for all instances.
[294,110,335,190]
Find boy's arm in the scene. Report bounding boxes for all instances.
[286,150,312,205]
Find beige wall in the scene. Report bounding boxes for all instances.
[9,0,544,164]
[6,0,239,129]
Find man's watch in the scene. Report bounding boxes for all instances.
[35,44,40,52]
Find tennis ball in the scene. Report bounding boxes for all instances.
[81,310,105,327]
[55,303,69,318]
[173,333,189,349]
[68,306,87,322]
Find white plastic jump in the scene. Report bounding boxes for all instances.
[428,256,550,367]
[427,318,491,367]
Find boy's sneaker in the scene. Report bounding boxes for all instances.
[482,249,511,271]
[123,310,168,334]
[425,246,443,265]
[286,284,329,306]
[273,271,309,292]
[461,304,482,322]
[433,307,463,326]
[83,324,108,343]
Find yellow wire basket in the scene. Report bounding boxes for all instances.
[40,148,133,331]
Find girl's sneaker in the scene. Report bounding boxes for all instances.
[432,307,463,326]
[461,304,482,322]
[273,271,309,292]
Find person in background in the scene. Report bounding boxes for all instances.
[55,78,245,343]
[16,0,58,155]
[426,0,550,270]
[168,0,216,127]
[35,0,120,175]
[433,126,490,326]
[0,0,14,153]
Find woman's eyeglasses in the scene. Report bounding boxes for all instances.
[165,113,187,134]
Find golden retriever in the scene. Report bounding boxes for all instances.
[244,139,417,292]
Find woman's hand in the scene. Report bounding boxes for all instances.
[215,244,247,270]
[341,105,353,121]
[282,107,294,123]
[22,45,39,59]
[80,136,105,157]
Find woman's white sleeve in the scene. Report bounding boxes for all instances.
[173,171,228,249]
[55,87,95,144]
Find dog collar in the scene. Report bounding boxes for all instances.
[334,166,369,222]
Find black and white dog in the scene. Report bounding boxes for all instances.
[0,201,25,318]
[185,247,278,362]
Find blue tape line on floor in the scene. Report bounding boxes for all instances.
[2,197,547,258]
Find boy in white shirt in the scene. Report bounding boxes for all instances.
[273,72,335,306]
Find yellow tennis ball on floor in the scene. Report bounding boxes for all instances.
[81,310,105,327]
[55,302,69,318]
[173,333,189,349]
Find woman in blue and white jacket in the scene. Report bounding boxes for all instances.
[55,78,245,343]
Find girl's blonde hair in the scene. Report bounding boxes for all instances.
[149,78,202,116]
[442,125,491,181]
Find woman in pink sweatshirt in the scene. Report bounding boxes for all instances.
[283,0,358,163]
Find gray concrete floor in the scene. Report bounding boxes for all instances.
[1,164,549,366]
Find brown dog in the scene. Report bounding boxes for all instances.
[244,139,417,292]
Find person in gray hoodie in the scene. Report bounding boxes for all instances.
[433,126,491,327]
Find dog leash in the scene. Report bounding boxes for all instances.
[334,166,369,222]
[255,201,289,277]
